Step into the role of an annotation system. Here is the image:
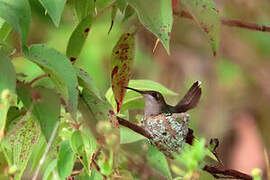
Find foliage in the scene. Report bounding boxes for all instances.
[0,0,263,179]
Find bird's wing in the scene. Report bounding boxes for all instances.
[173,81,202,113]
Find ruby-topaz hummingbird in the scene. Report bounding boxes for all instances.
[125,81,202,157]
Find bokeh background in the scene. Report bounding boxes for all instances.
[7,0,270,178]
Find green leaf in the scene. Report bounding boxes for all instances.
[73,0,95,21]
[25,44,78,119]
[111,32,135,112]
[66,14,93,61]
[43,159,57,180]
[175,139,207,173]
[0,0,31,45]
[126,0,172,54]
[1,112,40,179]
[76,67,100,98]
[106,79,177,111]
[70,128,98,176]
[147,146,172,179]
[38,0,67,27]
[16,83,61,141]
[0,52,16,141]
[90,169,103,180]
[0,22,12,41]
[122,5,135,22]
[116,0,127,13]
[180,0,220,56]
[57,140,76,179]
[0,40,15,55]
[81,89,114,122]
[120,126,146,144]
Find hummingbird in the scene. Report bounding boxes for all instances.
[125,81,202,157]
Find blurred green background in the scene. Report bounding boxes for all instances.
[5,0,270,178]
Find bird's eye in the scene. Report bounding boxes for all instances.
[152,92,160,100]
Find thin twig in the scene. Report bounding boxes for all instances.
[116,116,253,180]
[32,121,60,180]
[29,74,49,86]
[173,8,270,33]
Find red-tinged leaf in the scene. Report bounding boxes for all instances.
[172,0,178,10]
[111,32,135,112]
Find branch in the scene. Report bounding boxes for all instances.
[117,116,152,139]
[116,116,253,180]
[173,8,270,33]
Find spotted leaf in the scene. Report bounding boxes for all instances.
[111,32,135,112]
[126,0,172,54]
[180,0,220,56]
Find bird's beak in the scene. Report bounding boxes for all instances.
[124,87,146,94]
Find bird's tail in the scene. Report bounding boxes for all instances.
[173,81,202,113]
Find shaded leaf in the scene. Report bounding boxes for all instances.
[66,14,93,61]
[76,67,100,98]
[0,0,31,44]
[1,112,40,179]
[126,0,172,54]
[180,0,220,55]
[57,140,76,179]
[81,89,114,122]
[16,83,61,141]
[106,79,177,111]
[0,52,16,140]
[111,32,135,112]
[73,0,95,21]
[147,146,172,179]
[70,128,98,176]
[122,5,135,22]
[120,126,146,144]
[116,0,127,13]
[39,0,67,27]
[25,44,78,119]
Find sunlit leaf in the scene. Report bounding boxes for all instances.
[0,22,12,41]
[66,14,93,62]
[57,140,76,179]
[111,32,135,112]
[43,159,57,180]
[106,79,177,111]
[25,44,78,119]
[39,0,66,27]
[90,169,103,180]
[70,128,98,176]
[0,0,31,45]
[180,0,220,56]
[1,112,40,179]
[147,146,172,179]
[126,0,172,54]
[16,83,61,141]
[0,52,16,141]
[120,126,146,144]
